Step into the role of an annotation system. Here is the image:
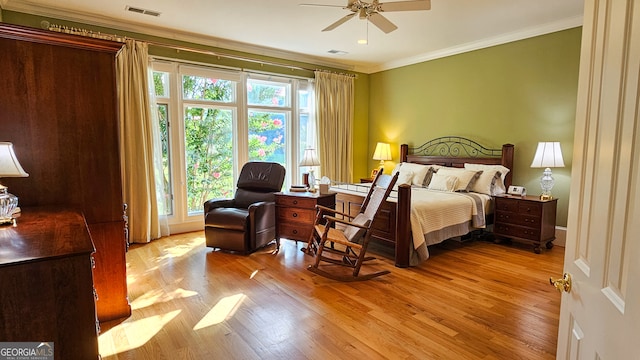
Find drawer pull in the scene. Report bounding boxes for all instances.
[293,230,298,235]
[292,213,298,218]
[293,200,298,205]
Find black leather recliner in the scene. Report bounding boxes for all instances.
[204,161,285,254]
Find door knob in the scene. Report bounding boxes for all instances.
[549,273,572,293]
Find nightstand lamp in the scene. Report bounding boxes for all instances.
[0,142,29,225]
[372,142,391,171]
[300,148,320,189]
[530,141,564,200]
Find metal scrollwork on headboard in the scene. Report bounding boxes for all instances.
[409,136,502,157]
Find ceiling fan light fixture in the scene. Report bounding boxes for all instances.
[358,8,367,19]
[308,0,431,34]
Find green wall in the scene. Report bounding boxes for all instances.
[366,28,582,226]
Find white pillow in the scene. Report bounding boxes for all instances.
[397,170,414,186]
[469,169,502,195]
[464,163,510,183]
[464,163,510,195]
[427,174,458,192]
[435,167,483,192]
[395,162,432,187]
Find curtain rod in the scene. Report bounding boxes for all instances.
[42,21,356,77]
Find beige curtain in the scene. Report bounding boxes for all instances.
[117,39,167,243]
[314,71,355,182]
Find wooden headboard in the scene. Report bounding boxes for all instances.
[399,136,515,188]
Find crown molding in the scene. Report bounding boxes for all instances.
[370,15,584,73]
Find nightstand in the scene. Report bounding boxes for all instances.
[493,195,558,253]
[275,191,336,243]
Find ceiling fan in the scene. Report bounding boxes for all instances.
[301,0,431,34]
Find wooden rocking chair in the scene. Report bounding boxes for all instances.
[306,171,399,281]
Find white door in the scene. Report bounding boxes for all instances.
[556,0,640,358]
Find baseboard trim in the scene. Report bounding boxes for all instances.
[554,226,567,247]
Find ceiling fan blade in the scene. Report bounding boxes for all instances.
[299,4,345,8]
[300,0,356,9]
[380,0,431,12]
[322,13,357,32]
[368,12,398,33]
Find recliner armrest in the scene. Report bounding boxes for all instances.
[204,198,235,214]
[247,201,274,216]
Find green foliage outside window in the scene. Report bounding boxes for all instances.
[153,72,288,214]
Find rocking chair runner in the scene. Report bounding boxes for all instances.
[306,171,399,281]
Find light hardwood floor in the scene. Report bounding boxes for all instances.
[99,232,563,359]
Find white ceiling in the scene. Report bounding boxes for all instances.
[1,0,585,73]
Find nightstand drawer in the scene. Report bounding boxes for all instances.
[495,211,541,227]
[278,222,312,241]
[494,223,540,241]
[495,198,518,212]
[276,196,317,209]
[518,202,542,216]
[277,207,315,223]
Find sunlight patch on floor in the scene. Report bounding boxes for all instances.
[130,287,199,310]
[158,239,201,259]
[193,293,246,330]
[98,309,181,358]
[250,269,259,279]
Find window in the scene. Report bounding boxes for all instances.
[152,61,313,231]
[247,77,290,165]
[152,71,173,216]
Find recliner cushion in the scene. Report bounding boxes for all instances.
[234,188,276,209]
[236,162,286,192]
[205,208,249,231]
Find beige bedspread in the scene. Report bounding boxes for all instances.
[409,188,489,262]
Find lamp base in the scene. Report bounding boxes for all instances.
[0,186,19,225]
[539,194,553,201]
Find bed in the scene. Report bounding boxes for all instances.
[330,136,514,267]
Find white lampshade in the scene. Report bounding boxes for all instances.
[530,142,565,168]
[299,148,320,167]
[0,142,29,177]
[372,142,391,167]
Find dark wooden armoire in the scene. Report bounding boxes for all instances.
[0,23,130,322]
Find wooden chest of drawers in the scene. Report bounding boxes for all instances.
[493,195,558,253]
[275,192,336,242]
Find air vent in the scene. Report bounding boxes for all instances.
[126,5,161,17]
[328,50,348,55]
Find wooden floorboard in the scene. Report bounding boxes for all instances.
[98,232,563,360]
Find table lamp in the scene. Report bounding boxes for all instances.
[530,141,564,200]
[0,142,29,224]
[299,148,320,190]
[372,142,391,171]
